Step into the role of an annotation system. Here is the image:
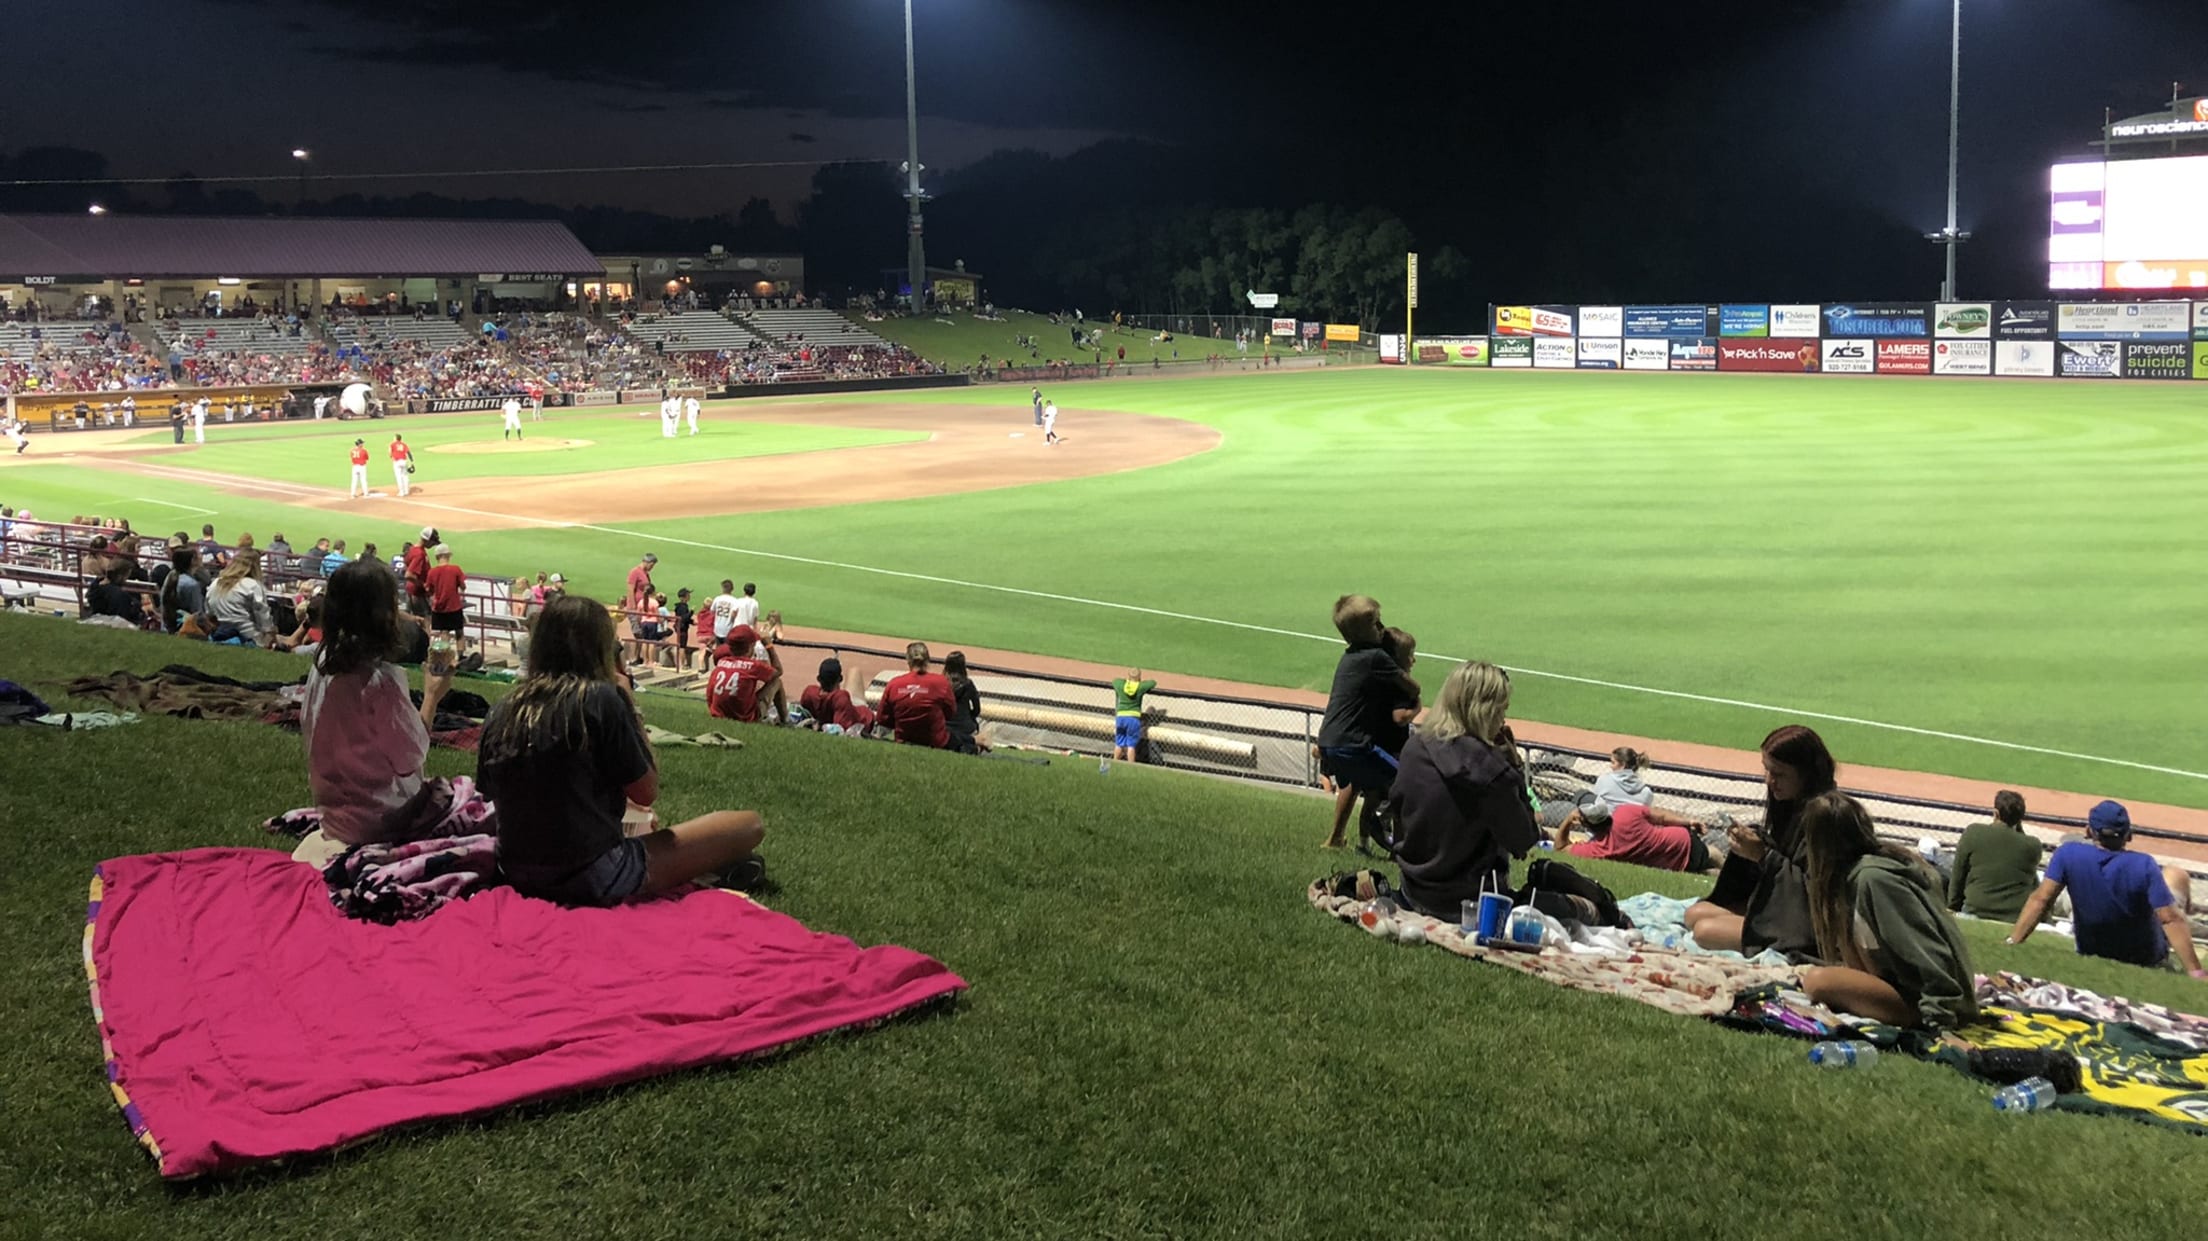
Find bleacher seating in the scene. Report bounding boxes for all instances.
[621,311,763,353]
[158,318,313,357]
[740,308,889,349]
[0,321,127,359]
[329,318,468,351]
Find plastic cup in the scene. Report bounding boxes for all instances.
[1509,908,1545,946]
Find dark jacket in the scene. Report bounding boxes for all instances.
[1392,730,1540,917]
[1847,854,1979,1028]
[1706,798,1820,961]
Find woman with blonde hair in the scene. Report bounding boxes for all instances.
[478,594,765,905]
[1795,791,1977,1028]
[1389,661,1543,918]
[207,549,276,646]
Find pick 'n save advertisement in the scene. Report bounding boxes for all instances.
[1622,339,1670,370]
[1576,337,1622,368]
[1414,337,1490,365]
[1491,336,1533,367]
[1718,304,1770,337]
[1993,340,2056,376]
[2123,340,2191,379]
[2058,339,2123,377]
[1533,337,1576,368]
[1623,305,1713,337]
[1934,303,1994,338]
[1767,304,1821,338]
[1994,301,2056,338]
[1824,303,1930,338]
[1876,340,1932,374]
[1669,338,1718,370]
[1932,339,1992,375]
[1717,339,1818,372]
[2056,301,2190,340]
[1576,306,1623,337]
[1820,339,1875,373]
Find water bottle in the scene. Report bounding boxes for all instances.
[1992,1076,2057,1113]
[1807,1040,1878,1069]
[1098,755,1111,775]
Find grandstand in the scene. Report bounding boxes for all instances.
[0,321,114,359]
[620,309,763,353]
[742,306,889,348]
[158,317,314,357]
[328,316,470,351]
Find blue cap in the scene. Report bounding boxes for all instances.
[2088,800,2132,838]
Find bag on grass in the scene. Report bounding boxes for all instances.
[1523,857,1629,929]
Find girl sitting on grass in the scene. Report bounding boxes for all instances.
[1796,791,1978,1028]
[479,594,765,906]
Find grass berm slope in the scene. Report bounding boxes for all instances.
[2,613,2204,1239]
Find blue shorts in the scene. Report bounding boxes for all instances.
[504,837,648,907]
[1115,715,1143,749]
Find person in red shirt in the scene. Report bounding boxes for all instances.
[404,527,435,617]
[424,543,470,652]
[389,433,415,497]
[705,625,780,723]
[624,553,657,666]
[1553,800,1716,873]
[347,438,371,498]
[876,641,956,749]
[799,656,875,734]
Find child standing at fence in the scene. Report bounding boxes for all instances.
[425,543,469,655]
[1113,669,1157,763]
[1317,595,1418,852]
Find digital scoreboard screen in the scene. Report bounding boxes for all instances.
[2049,156,2208,290]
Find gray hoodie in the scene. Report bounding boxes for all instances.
[1592,769,1653,810]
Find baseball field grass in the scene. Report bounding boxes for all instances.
[8,367,2205,808]
[5,615,2205,1239]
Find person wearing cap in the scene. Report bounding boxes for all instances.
[624,553,658,665]
[800,657,875,734]
[1552,797,1718,873]
[2007,801,2205,978]
[425,543,470,653]
[348,438,371,498]
[704,625,779,724]
[404,528,436,617]
[877,641,957,749]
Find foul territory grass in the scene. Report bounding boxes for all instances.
[2,615,2204,1239]
[8,368,2206,807]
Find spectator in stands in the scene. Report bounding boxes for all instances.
[276,595,325,655]
[265,533,292,576]
[1390,660,1541,918]
[1789,791,1979,1027]
[84,561,138,621]
[1593,747,1656,811]
[877,642,956,748]
[800,657,875,735]
[155,545,203,631]
[405,528,435,617]
[705,625,780,724]
[322,539,353,576]
[208,549,276,646]
[733,581,761,631]
[943,651,984,754]
[670,587,696,670]
[2006,801,2205,978]
[480,594,766,905]
[300,537,331,578]
[1683,725,1836,960]
[624,553,657,664]
[425,544,469,654]
[636,592,675,666]
[707,578,740,648]
[1316,595,1417,852]
[1946,790,2043,923]
[191,524,225,586]
[300,559,465,851]
[1552,798,1718,873]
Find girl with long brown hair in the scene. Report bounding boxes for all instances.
[1796,791,1977,1028]
[1684,724,1836,956]
[479,594,764,905]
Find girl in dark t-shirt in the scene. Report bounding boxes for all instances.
[478,595,766,905]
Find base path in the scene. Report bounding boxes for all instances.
[64,403,1216,529]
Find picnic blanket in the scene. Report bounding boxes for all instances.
[1975,970,2208,1051]
[1937,1006,2208,1132]
[87,848,968,1178]
[323,833,502,924]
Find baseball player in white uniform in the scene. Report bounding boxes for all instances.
[192,398,209,443]
[1042,400,1060,446]
[660,396,677,439]
[502,397,524,441]
[6,417,27,455]
[684,394,700,436]
[121,395,136,426]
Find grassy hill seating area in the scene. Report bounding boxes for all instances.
[5,611,2206,1239]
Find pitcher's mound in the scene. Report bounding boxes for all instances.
[429,437,595,455]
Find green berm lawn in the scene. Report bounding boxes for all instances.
[8,367,2206,808]
[4,617,2206,1239]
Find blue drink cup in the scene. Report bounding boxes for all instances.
[1476,892,1512,940]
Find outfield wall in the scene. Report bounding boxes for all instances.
[1417,300,2208,379]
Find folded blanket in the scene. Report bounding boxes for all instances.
[324,834,501,924]
[1975,970,2208,1051]
[1937,1007,2208,1133]
[88,849,968,1178]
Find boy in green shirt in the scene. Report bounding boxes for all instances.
[1946,790,2043,923]
[1113,670,1157,763]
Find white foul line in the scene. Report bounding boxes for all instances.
[132,496,217,514]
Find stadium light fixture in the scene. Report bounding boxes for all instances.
[291,148,311,161]
[87,203,107,215]
[1931,0,1967,301]
[902,0,926,311]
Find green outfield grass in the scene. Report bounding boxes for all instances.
[4,616,2204,1239]
[116,408,921,488]
[8,369,2206,809]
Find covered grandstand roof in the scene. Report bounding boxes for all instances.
[0,214,600,281]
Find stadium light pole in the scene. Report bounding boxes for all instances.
[901,0,927,311]
[1927,0,1970,301]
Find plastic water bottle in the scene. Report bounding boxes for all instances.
[1992,1076,2058,1113]
[1807,1040,1878,1069]
[1098,755,1111,775]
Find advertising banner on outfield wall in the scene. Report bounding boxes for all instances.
[1623,339,1670,370]
[1493,305,1575,337]
[2058,301,2191,340]
[1933,339,1992,375]
[1623,305,1714,337]
[1876,340,1932,374]
[1576,337,1622,368]
[1994,301,2056,338]
[1270,317,1297,337]
[1820,339,1875,373]
[1825,304,1930,338]
[1718,339,1817,372]
[2193,303,2208,339]
[1577,306,1623,337]
[2195,342,2208,378]
[1491,336,1533,367]
[1669,338,1717,370]
[1379,334,1404,363]
[2059,340,2123,377]
[2123,340,2192,378]
[1415,337,1490,365]
[1533,337,1576,368]
[1768,304,1821,338]
[1934,303,1994,338]
[1994,340,2057,376]
[1324,323,1361,342]
[1719,304,1770,337]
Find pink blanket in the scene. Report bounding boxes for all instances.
[86,848,967,1179]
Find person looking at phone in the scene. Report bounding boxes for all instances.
[300,558,472,851]
[1683,725,1836,958]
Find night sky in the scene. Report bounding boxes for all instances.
[11,0,2208,304]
